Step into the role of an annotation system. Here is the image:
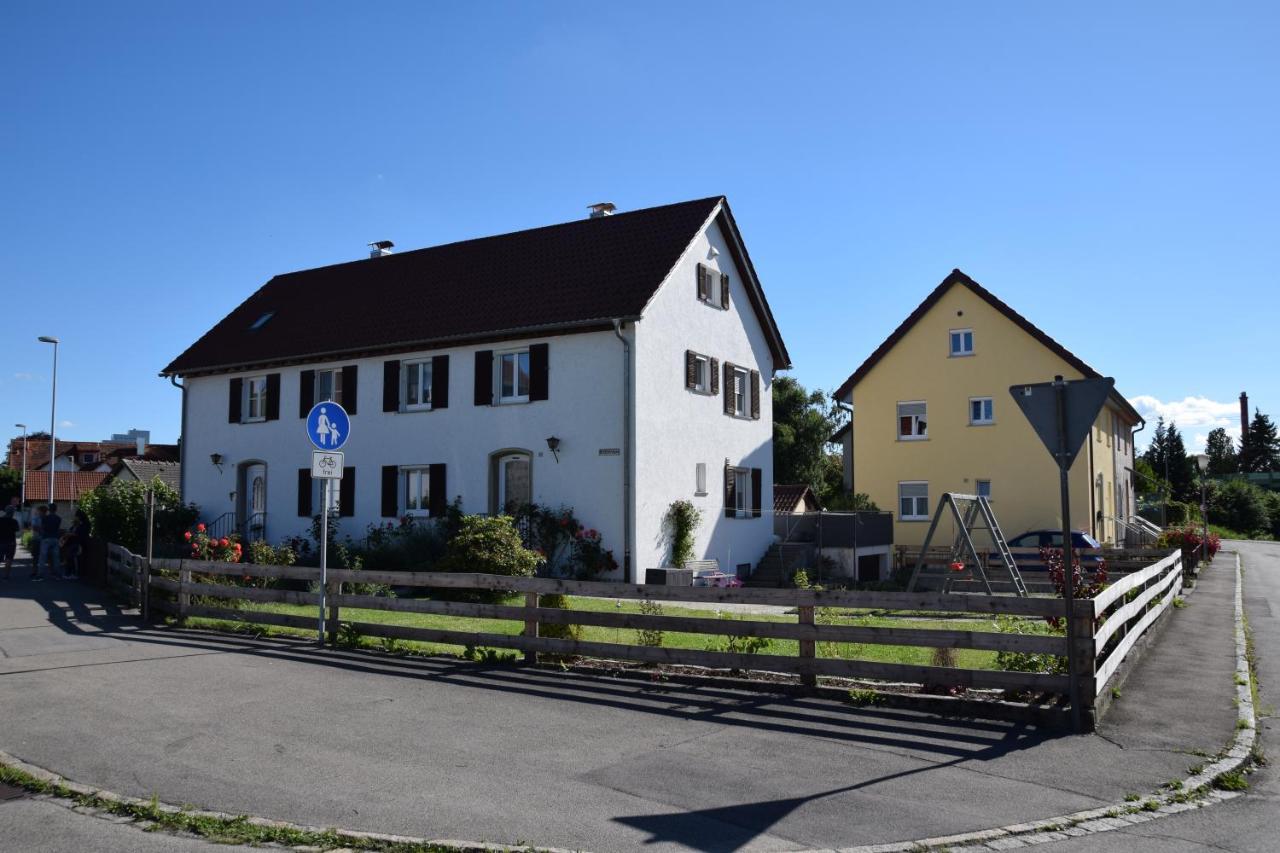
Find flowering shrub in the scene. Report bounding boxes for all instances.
[509,504,618,579]
[1040,545,1107,628]
[184,524,241,562]
[1159,525,1220,566]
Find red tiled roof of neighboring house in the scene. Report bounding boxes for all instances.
[163,196,791,376]
[833,269,1143,424]
[774,484,819,514]
[5,439,179,472]
[22,471,110,502]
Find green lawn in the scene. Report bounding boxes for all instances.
[182,592,1033,671]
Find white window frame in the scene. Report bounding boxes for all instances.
[401,359,433,411]
[315,368,344,406]
[976,479,992,500]
[401,465,431,517]
[692,354,710,393]
[897,401,928,440]
[497,349,531,405]
[969,396,994,425]
[734,468,752,519]
[732,366,750,417]
[244,376,268,423]
[898,481,930,521]
[698,268,712,302]
[949,328,974,357]
[695,462,707,496]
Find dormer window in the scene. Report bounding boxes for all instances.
[249,311,275,331]
[949,329,974,356]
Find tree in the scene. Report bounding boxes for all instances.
[1240,409,1280,473]
[1142,418,1196,504]
[78,477,199,553]
[1204,427,1238,477]
[1133,458,1165,499]
[1207,479,1271,536]
[0,467,21,506]
[772,376,843,498]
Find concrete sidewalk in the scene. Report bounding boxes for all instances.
[0,551,1242,852]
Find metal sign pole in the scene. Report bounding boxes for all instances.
[1054,377,1082,733]
[318,479,329,647]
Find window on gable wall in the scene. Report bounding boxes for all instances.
[897,401,927,439]
[969,397,994,425]
[732,367,749,417]
[977,479,992,500]
[949,329,974,356]
[899,482,930,520]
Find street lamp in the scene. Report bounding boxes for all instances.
[1196,455,1210,565]
[38,336,59,511]
[13,423,26,511]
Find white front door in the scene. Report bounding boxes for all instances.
[496,453,531,514]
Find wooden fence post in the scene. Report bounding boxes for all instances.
[178,564,191,619]
[326,579,340,647]
[1073,597,1098,730]
[798,605,816,688]
[524,592,539,664]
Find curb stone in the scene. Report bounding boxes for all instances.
[837,551,1256,853]
[0,552,1258,853]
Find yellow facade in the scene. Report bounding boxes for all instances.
[845,279,1139,548]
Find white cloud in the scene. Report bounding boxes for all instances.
[1128,395,1241,453]
[59,420,74,428]
[12,372,35,381]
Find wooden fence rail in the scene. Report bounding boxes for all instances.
[126,547,1188,729]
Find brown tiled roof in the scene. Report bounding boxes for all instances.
[6,439,179,472]
[164,196,791,376]
[773,484,818,514]
[22,471,109,502]
[833,269,1143,424]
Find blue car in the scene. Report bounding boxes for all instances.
[1006,530,1103,569]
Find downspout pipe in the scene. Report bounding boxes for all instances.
[169,374,187,500]
[612,320,633,583]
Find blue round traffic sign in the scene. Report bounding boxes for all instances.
[306,401,350,451]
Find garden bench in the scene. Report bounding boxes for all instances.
[685,559,731,587]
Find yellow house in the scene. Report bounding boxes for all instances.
[833,270,1144,549]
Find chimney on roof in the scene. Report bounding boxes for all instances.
[368,240,394,258]
[588,202,616,219]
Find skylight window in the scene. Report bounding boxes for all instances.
[249,311,275,331]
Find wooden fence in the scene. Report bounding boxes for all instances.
[103,547,1185,729]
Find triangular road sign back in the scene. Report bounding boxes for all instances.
[1009,377,1115,470]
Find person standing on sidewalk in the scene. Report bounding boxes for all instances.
[63,509,90,580]
[0,507,18,580]
[36,504,61,581]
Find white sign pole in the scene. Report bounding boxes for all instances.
[318,479,329,647]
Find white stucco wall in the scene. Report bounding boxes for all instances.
[182,330,629,576]
[631,213,776,577]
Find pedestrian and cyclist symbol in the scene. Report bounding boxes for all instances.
[306,402,350,451]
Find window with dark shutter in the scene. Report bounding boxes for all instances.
[474,350,493,406]
[724,465,736,519]
[382,361,400,412]
[381,466,399,518]
[723,362,735,415]
[265,373,281,421]
[696,263,707,301]
[685,350,697,389]
[720,273,730,309]
[710,358,720,395]
[228,378,243,424]
[750,370,761,420]
[339,469,355,517]
[429,464,447,517]
[432,355,450,408]
[342,365,358,414]
[299,371,315,418]
[529,343,549,401]
[297,469,312,517]
[751,468,762,517]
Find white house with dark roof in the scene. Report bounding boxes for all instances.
[163,197,791,582]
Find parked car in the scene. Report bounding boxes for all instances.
[1006,530,1103,569]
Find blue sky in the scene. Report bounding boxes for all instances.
[2,2,1276,452]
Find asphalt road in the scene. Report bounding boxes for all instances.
[1031,540,1279,853]
[0,547,1248,852]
